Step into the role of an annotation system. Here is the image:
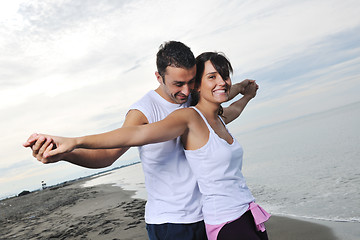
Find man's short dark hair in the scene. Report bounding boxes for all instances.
[156,41,196,82]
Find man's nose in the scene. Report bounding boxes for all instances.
[181,84,190,96]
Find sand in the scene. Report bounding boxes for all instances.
[1,174,356,240]
[1,178,147,240]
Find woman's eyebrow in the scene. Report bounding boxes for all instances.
[206,71,218,75]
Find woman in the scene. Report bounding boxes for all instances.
[44,52,270,240]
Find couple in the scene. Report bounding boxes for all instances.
[24,41,270,240]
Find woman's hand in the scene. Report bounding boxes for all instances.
[23,133,73,163]
[40,135,77,158]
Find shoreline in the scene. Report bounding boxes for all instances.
[2,171,359,239]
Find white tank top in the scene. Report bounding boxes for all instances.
[129,91,203,224]
[184,107,255,225]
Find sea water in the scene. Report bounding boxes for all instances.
[82,163,147,200]
[83,102,360,224]
[236,101,360,223]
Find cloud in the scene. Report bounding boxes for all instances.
[0,159,34,175]
[17,0,132,35]
[1,0,360,198]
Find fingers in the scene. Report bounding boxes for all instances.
[28,135,55,162]
[44,147,61,158]
[42,143,55,163]
[38,143,61,164]
[248,79,255,84]
[38,137,53,159]
[23,133,39,147]
[242,81,258,98]
[24,133,61,164]
[248,81,259,89]
[251,82,258,90]
[244,79,255,85]
[31,136,47,157]
[238,79,257,94]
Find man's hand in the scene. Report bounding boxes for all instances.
[228,79,256,100]
[237,79,256,95]
[222,81,259,124]
[243,81,259,99]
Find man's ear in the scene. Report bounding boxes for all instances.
[195,84,200,93]
[155,72,163,84]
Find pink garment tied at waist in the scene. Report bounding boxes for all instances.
[205,202,271,240]
[248,202,271,232]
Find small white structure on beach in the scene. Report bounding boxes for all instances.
[41,180,47,190]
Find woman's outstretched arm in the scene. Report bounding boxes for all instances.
[23,109,147,168]
[44,109,191,158]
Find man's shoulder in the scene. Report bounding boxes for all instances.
[129,90,168,123]
[130,91,156,110]
[125,109,148,125]
[132,90,156,104]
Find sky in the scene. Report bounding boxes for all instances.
[1,0,360,198]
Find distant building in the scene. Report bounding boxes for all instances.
[18,190,31,197]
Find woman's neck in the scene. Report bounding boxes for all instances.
[195,100,220,120]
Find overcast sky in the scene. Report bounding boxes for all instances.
[1,0,360,198]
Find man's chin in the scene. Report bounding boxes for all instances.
[176,98,188,104]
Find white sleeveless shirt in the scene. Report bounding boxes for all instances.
[129,91,203,224]
[184,107,255,225]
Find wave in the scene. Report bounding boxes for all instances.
[271,211,360,224]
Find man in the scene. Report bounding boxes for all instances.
[24,41,256,240]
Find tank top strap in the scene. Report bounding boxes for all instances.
[190,106,215,134]
[191,107,235,141]
[218,114,227,128]
[217,113,233,137]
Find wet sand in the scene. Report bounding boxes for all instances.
[1,174,355,240]
[266,216,338,240]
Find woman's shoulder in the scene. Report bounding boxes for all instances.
[167,107,202,123]
[173,107,200,116]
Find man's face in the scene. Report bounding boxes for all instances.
[158,65,196,104]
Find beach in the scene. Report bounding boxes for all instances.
[1,170,356,240]
[0,176,147,240]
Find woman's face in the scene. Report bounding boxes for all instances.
[199,60,231,104]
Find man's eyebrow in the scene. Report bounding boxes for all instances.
[174,81,185,84]
[174,78,196,84]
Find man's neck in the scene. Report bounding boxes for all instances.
[155,86,177,104]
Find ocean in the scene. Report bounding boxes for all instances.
[83,101,360,225]
[237,101,360,223]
